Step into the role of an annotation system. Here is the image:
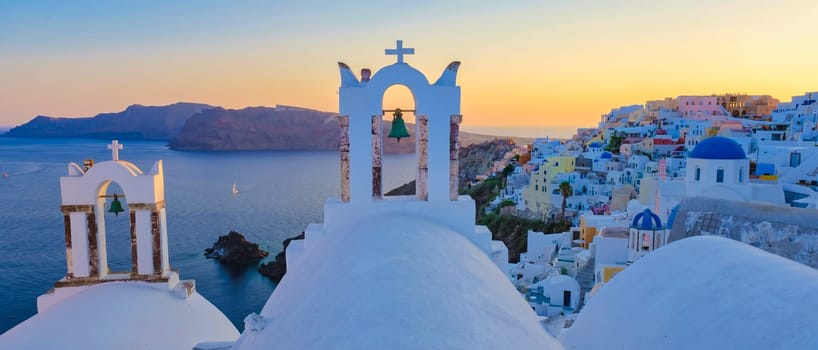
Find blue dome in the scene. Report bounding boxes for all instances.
[589,142,603,148]
[600,152,612,159]
[688,136,746,160]
[632,208,662,230]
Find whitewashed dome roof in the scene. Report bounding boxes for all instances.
[232,216,563,350]
[562,236,818,349]
[0,282,239,350]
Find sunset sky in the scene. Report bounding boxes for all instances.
[2,0,817,136]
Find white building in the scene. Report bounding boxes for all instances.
[523,231,571,265]
[590,230,628,287]
[684,120,712,149]
[526,275,581,316]
[771,92,818,141]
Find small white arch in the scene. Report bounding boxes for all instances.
[367,64,431,115]
[93,179,133,275]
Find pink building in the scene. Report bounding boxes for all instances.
[678,96,728,121]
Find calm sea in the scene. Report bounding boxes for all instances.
[0,138,416,333]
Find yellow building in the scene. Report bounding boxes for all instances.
[587,265,626,299]
[545,156,576,175]
[578,216,597,249]
[579,214,628,249]
[523,165,551,216]
[523,156,576,216]
[600,265,625,283]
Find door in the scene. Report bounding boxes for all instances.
[563,290,571,307]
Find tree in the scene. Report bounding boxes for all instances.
[559,181,573,223]
[501,164,515,178]
[605,131,625,153]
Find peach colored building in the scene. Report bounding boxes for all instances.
[646,98,679,113]
[678,96,728,121]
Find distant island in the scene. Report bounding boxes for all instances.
[4,103,532,153]
[4,102,212,140]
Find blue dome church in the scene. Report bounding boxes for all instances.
[685,136,752,202]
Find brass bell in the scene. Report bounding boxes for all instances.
[388,108,410,143]
[108,194,125,216]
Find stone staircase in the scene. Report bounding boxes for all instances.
[574,257,596,310]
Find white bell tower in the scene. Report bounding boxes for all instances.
[286,41,509,270]
[56,140,174,284]
[628,208,669,263]
[337,39,463,203]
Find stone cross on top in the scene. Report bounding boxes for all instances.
[385,40,414,64]
[108,140,123,161]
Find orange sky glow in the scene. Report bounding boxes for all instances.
[2,1,817,137]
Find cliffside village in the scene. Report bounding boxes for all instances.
[476,92,818,319]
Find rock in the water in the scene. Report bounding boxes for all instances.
[258,232,304,282]
[204,231,268,264]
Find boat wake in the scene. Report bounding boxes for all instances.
[1,162,45,177]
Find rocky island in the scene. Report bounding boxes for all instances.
[204,231,269,264]
[4,102,532,153]
[4,102,212,140]
[169,104,531,153]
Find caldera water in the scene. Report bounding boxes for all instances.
[0,138,416,333]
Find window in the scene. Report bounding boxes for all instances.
[790,152,802,167]
[716,168,724,183]
[695,167,701,181]
[739,167,744,183]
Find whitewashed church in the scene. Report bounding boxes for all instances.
[638,135,786,217]
[0,41,562,350]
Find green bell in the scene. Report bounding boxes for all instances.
[388,108,410,143]
[108,194,125,216]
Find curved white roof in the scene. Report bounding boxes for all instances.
[233,217,562,350]
[562,236,818,349]
[0,282,238,350]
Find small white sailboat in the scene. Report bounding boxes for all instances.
[232,182,239,196]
